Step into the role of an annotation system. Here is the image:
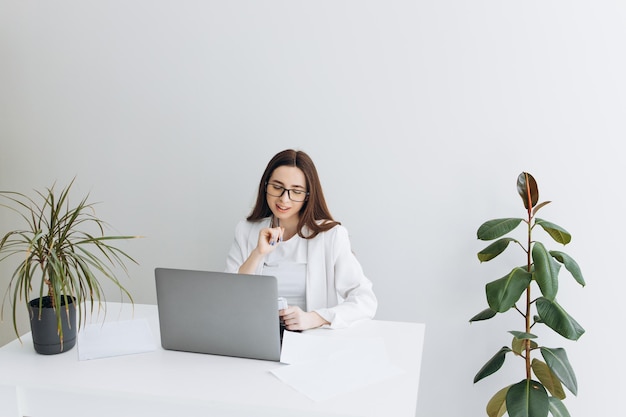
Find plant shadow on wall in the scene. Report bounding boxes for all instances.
[0,179,140,355]
[470,173,585,417]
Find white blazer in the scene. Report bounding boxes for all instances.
[225,218,377,329]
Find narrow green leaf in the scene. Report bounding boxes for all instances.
[532,242,560,300]
[517,172,539,210]
[548,397,571,417]
[469,308,497,322]
[486,268,533,313]
[477,218,524,241]
[535,219,571,245]
[540,347,578,396]
[487,385,510,417]
[506,379,549,417]
[531,359,566,400]
[550,251,585,287]
[536,298,585,341]
[474,347,512,383]
[478,238,518,262]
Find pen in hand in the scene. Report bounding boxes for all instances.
[270,218,282,246]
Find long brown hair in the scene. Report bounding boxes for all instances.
[247,149,339,239]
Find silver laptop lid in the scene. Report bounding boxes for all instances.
[154,268,281,361]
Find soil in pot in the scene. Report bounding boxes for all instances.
[29,295,77,355]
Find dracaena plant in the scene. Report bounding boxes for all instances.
[470,172,585,417]
[0,179,138,344]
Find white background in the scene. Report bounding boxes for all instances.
[1,1,624,416]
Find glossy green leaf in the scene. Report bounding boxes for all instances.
[550,251,585,287]
[509,331,538,340]
[532,242,560,300]
[470,308,497,322]
[487,385,510,417]
[486,268,533,313]
[536,298,585,341]
[531,359,566,400]
[535,219,571,245]
[540,347,578,396]
[506,379,549,417]
[548,397,571,417]
[474,347,512,383]
[512,337,523,355]
[517,172,539,210]
[512,337,538,356]
[478,238,518,262]
[477,218,524,241]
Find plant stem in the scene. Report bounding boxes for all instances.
[525,205,533,381]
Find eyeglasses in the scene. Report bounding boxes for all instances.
[265,182,309,202]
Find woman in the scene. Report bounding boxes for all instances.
[225,149,377,330]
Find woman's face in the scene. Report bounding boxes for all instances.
[266,165,307,224]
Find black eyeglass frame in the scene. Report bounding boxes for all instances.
[265,182,309,202]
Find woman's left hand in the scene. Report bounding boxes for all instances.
[280,306,329,331]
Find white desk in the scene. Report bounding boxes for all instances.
[0,303,424,417]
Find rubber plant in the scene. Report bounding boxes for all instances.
[470,172,585,417]
[0,179,139,352]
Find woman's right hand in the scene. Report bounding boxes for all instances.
[238,226,284,274]
[256,226,284,255]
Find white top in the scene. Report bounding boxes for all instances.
[263,234,308,310]
[225,217,377,328]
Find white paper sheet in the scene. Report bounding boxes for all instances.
[77,318,157,360]
[271,331,405,401]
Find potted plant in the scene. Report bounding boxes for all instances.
[470,172,585,417]
[0,179,139,354]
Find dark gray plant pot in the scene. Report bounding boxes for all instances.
[29,296,77,355]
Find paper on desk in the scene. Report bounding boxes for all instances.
[271,331,405,402]
[77,318,157,360]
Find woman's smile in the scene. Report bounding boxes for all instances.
[275,203,291,213]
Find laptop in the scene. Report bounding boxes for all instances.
[154,268,282,361]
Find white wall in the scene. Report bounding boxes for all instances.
[1,1,624,416]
